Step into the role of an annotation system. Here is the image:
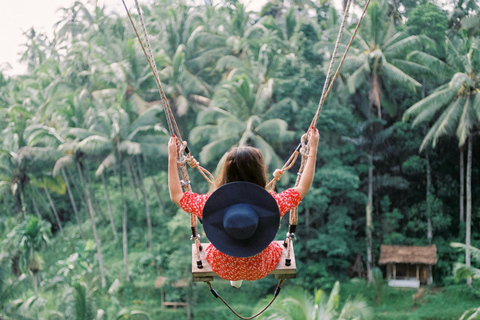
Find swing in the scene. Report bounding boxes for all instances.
[192,241,296,282]
[122,0,371,317]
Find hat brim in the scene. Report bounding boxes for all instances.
[203,182,280,258]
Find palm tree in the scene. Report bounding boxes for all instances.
[71,102,165,279]
[14,216,52,295]
[344,119,408,282]
[403,34,480,285]
[330,0,434,282]
[53,149,108,289]
[191,75,296,171]
[256,282,373,320]
[335,0,432,119]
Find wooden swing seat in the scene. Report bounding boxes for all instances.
[192,241,296,282]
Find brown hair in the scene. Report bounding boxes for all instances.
[215,146,267,189]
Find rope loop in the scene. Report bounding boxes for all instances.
[273,168,285,179]
[286,232,296,240]
[191,233,201,241]
[186,155,199,169]
[299,133,309,157]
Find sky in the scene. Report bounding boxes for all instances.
[0,0,341,76]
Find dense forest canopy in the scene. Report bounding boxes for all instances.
[0,0,479,319]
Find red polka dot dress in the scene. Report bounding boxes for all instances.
[179,188,302,281]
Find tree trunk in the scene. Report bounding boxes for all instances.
[19,184,28,217]
[151,176,165,213]
[33,271,38,296]
[366,153,373,283]
[77,162,106,288]
[31,194,41,218]
[119,156,130,282]
[129,158,141,193]
[101,171,118,241]
[4,196,11,216]
[67,167,86,208]
[14,186,22,214]
[62,168,85,239]
[426,152,432,243]
[125,159,139,201]
[466,136,472,286]
[44,186,65,239]
[85,170,107,223]
[136,156,152,250]
[460,147,465,223]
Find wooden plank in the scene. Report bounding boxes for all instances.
[192,241,296,282]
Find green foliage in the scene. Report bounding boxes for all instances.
[0,0,479,319]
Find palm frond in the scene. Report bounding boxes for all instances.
[75,135,112,156]
[456,96,476,146]
[119,141,141,155]
[382,62,421,91]
[390,59,431,76]
[419,97,464,150]
[403,87,456,124]
[384,35,426,58]
[347,65,367,94]
[53,155,75,177]
[196,106,236,125]
[189,125,219,145]
[199,135,239,164]
[96,153,116,176]
[255,119,295,143]
[407,50,454,77]
[451,242,480,262]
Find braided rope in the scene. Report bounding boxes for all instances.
[121,0,176,138]
[310,0,353,129]
[122,0,214,265]
[310,0,373,129]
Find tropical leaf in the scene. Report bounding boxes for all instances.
[30,175,66,195]
[456,96,476,146]
[199,135,238,164]
[255,119,295,143]
[119,141,141,155]
[407,50,453,76]
[96,153,116,176]
[403,87,457,125]
[75,135,112,156]
[189,125,219,145]
[53,155,75,177]
[382,62,421,91]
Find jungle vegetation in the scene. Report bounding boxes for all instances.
[0,0,479,319]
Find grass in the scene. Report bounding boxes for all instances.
[341,279,480,320]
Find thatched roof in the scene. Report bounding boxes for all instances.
[378,245,437,265]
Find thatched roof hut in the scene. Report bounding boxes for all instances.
[378,245,437,287]
[378,245,437,265]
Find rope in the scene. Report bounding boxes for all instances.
[310,0,373,129]
[122,0,216,267]
[206,280,285,319]
[310,0,353,129]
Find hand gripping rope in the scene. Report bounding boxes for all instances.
[122,0,371,318]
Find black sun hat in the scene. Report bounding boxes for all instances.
[202,182,280,258]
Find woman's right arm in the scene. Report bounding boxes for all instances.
[168,136,184,205]
[293,128,319,199]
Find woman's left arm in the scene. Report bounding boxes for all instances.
[168,137,184,205]
[293,128,319,199]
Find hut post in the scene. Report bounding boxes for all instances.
[416,265,419,281]
[428,265,433,285]
[393,264,396,281]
